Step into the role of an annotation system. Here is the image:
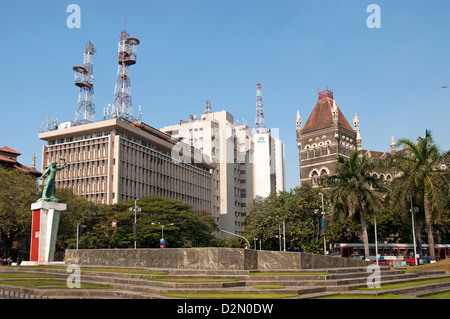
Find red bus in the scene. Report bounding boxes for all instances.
[333,243,450,266]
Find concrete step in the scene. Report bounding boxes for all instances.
[326,266,391,274]
[244,280,329,287]
[340,279,450,297]
[243,274,328,281]
[333,273,450,292]
[3,265,448,299]
[404,284,450,298]
[333,272,421,287]
[169,269,249,276]
[327,269,405,280]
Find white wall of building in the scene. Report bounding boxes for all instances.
[252,132,285,199]
[161,110,253,236]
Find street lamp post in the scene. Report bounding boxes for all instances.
[267,215,284,251]
[129,199,141,249]
[319,192,326,255]
[76,222,80,250]
[151,222,174,248]
[278,222,282,251]
[76,222,86,250]
[220,228,250,249]
[374,211,379,265]
[410,194,419,266]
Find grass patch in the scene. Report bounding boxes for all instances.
[249,272,329,276]
[253,285,286,289]
[161,292,298,299]
[422,291,450,299]
[0,273,60,279]
[405,258,450,274]
[357,277,450,290]
[316,293,414,299]
[149,277,240,283]
[0,280,111,289]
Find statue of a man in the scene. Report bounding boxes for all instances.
[38,157,67,202]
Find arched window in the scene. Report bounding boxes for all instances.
[311,170,319,185]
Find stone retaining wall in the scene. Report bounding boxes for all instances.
[65,248,370,270]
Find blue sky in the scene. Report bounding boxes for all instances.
[1,0,449,191]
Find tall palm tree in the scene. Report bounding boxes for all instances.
[388,129,448,261]
[323,151,384,260]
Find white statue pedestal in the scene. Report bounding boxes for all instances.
[27,201,67,262]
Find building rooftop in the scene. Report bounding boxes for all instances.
[0,146,41,177]
[300,89,355,135]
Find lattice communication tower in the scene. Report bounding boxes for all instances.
[254,82,267,133]
[111,30,140,122]
[73,41,96,125]
[205,100,211,114]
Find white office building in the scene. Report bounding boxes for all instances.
[252,131,286,199]
[161,108,285,236]
[161,110,253,235]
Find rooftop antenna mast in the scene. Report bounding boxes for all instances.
[205,100,211,114]
[254,81,267,133]
[73,41,96,125]
[111,29,140,122]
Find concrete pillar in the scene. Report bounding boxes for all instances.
[29,201,67,262]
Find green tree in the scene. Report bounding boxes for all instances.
[109,196,216,248]
[53,188,106,251]
[386,130,449,261]
[244,186,329,253]
[0,167,39,259]
[244,191,292,251]
[285,186,326,253]
[323,151,384,260]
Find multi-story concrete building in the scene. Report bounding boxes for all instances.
[38,118,216,213]
[252,131,285,198]
[161,107,286,235]
[161,110,253,235]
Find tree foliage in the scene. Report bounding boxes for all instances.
[53,193,217,251]
[244,185,357,253]
[322,151,384,259]
[0,167,39,258]
[383,129,449,260]
[243,131,448,258]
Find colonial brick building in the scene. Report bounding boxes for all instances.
[296,88,398,186]
[0,146,41,177]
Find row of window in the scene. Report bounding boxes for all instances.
[48,131,112,145]
[310,169,393,184]
[311,169,328,184]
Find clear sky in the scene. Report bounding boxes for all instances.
[1,0,449,191]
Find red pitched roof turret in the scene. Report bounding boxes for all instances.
[300,95,355,135]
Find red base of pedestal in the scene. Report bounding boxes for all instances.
[30,209,41,262]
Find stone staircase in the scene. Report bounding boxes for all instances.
[0,265,449,299]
